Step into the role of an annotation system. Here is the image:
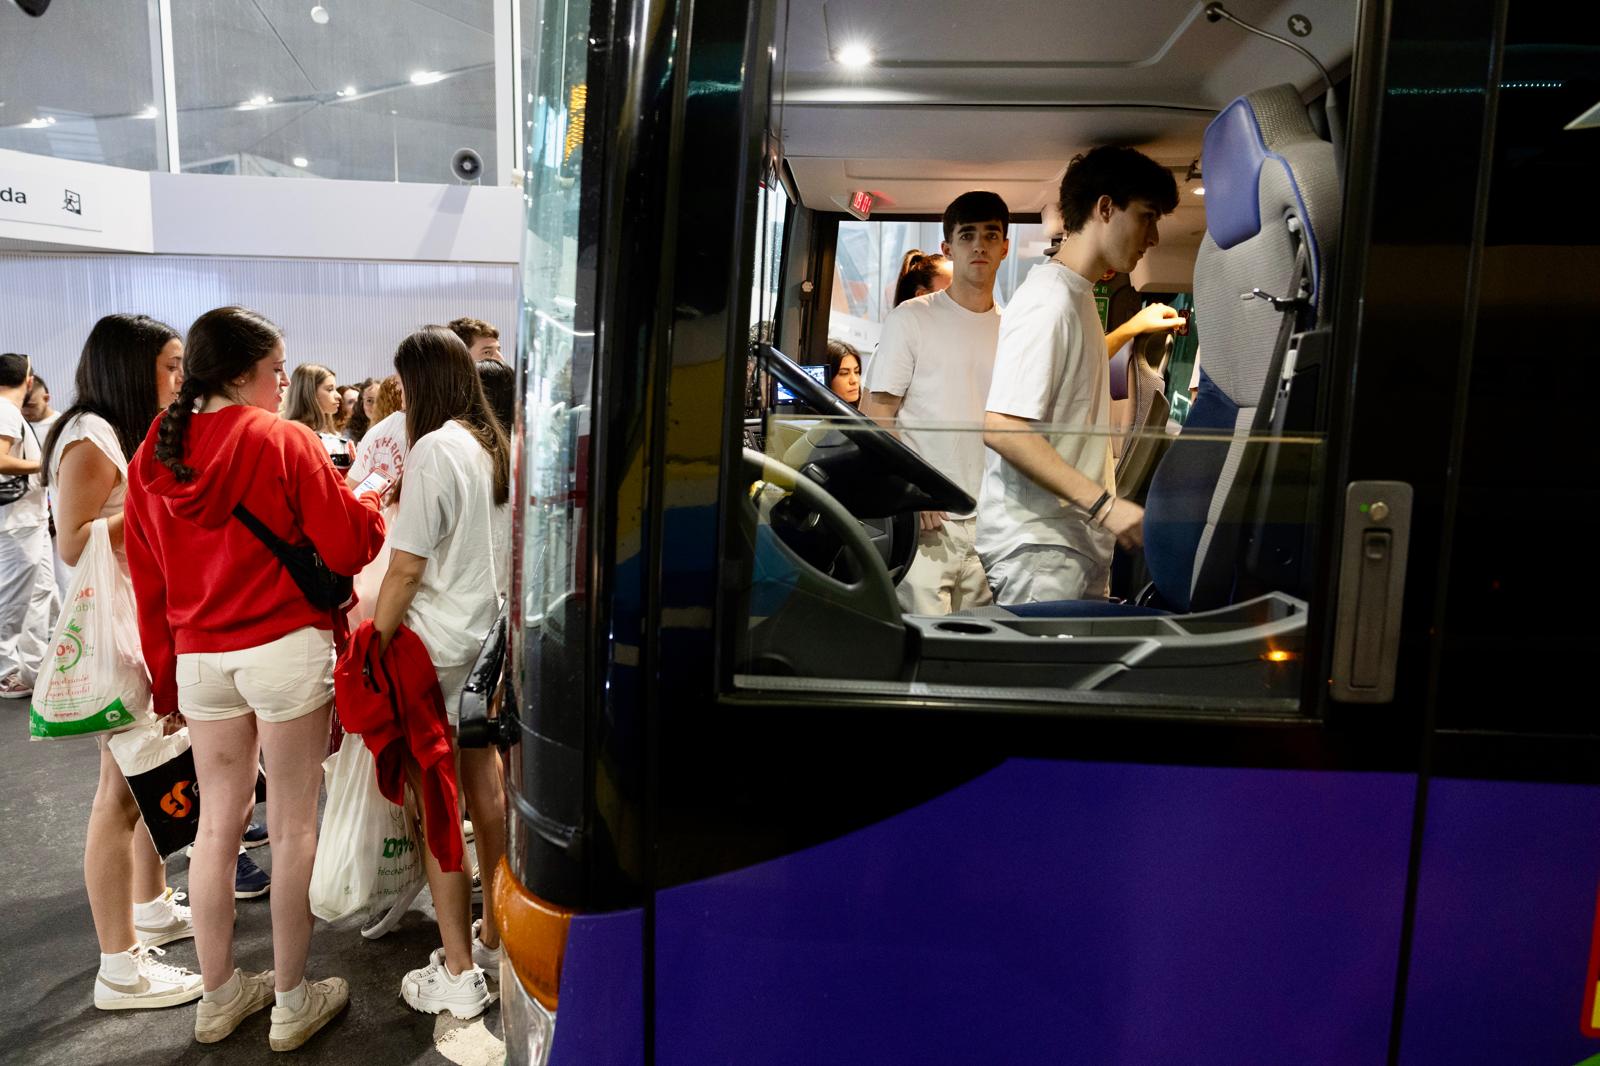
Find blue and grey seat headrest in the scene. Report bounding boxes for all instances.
[1201,85,1334,304]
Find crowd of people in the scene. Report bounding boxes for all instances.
[815,145,1189,613]
[0,312,511,1051]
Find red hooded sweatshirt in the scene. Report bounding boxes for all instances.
[124,406,386,716]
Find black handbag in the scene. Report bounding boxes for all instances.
[0,421,40,505]
[232,503,353,612]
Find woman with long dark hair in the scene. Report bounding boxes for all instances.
[371,325,509,1019]
[825,339,863,408]
[39,313,203,1011]
[124,306,385,1051]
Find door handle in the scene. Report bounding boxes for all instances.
[1330,481,1412,703]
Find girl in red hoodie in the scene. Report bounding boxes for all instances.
[124,306,385,1053]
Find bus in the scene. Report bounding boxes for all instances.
[467,0,1600,1061]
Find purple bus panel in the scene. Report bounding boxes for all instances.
[550,908,646,1066]
[1398,778,1600,1066]
[654,758,1414,1065]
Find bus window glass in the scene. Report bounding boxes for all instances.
[830,221,1054,352]
[516,0,592,684]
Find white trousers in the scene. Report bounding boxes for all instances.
[895,515,993,616]
[0,522,58,685]
[984,543,1110,606]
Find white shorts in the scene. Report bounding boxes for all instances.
[177,626,335,724]
[435,659,473,727]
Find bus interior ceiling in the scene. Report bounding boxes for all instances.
[771,0,1356,290]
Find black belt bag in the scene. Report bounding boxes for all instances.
[232,504,353,613]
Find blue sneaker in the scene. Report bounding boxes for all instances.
[235,851,270,899]
[242,821,269,849]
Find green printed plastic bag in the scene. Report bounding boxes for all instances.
[28,518,150,739]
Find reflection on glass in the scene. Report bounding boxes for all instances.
[517,0,592,633]
[0,5,164,170]
[169,0,496,181]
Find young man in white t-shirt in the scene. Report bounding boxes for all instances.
[978,147,1183,604]
[0,352,55,696]
[861,191,1011,615]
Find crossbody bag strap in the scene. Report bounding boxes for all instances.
[232,503,294,559]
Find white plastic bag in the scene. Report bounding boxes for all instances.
[29,518,150,740]
[310,738,420,921]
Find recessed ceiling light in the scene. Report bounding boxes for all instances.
[410,70,445,86]
[309,4,329,24]
[293,156,309,167]
[1193,186,1206,196]
[836,42,874,68]
[22,116,55,128]
[138,105,159,119]
[336,85,357,98]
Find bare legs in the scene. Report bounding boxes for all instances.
[459,746,506,950]
[405,744,474,975]
[187,704,330,992]
[257,704,331,992]
[186,715,259,990]
[83,744,168,954]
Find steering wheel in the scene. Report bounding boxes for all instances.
[760,344,975,516]
[742,449,900,625]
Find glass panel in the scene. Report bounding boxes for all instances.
[1436,7,1600,734]
[828,221,1055,351]
[0,4,163,170]
[170,0,497,182]
[726,410,1322,710]
[515,0,592,660]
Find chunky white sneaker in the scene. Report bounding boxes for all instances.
[134,887,195,947]
[94,945,204,1011]
[194,969,275,1043]
[400,949,493,1020]
[268,976,348,1052]
[470,918,501,973]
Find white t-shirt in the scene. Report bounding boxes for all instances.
[47,412,131,579]
[862,289,1000,515]
[0,395,48,532]
[388,420,509,670]
[977,261,1116,575]
[349,411,409,493]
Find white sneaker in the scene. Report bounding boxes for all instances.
[194,969,275,1043]
[268,976,348,1052]
[94,945,204,1011]
[135,887,195,947]
[400,948,493,1020]
[470,918,501,973]
[462,819,475,844]
[0,671,30,699]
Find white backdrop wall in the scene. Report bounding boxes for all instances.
[1,253,517,405]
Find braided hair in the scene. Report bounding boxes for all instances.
[154,306,283,482]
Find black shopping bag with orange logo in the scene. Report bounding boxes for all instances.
[107,717,266,858]
[108,718,201,857]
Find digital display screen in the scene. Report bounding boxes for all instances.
[774,364,830,405]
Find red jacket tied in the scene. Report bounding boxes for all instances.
[334,620,464,873]
[124,406,386,716]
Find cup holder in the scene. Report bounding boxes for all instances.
[933,620,995,635]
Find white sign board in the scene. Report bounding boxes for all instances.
[0,168,104,234]
[0,149,153,252]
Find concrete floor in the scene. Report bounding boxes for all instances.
[0,717,504,1066]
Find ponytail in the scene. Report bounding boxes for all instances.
[154,377,206,482]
